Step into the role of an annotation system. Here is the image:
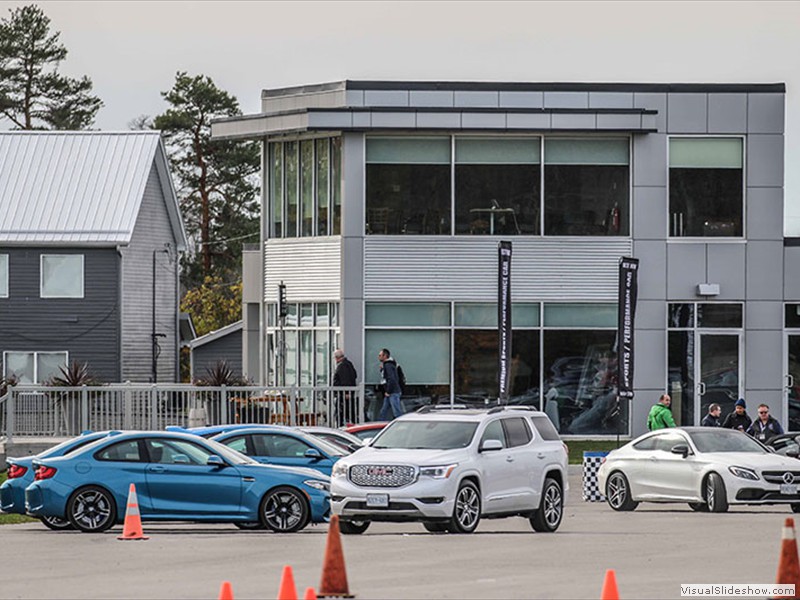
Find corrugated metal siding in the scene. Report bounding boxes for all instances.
[191,331,243,381]
[0,247,121,382]
[264,238,341,301]
[120,164,180,382]
[0,132,158,245]
[364,238,633,301]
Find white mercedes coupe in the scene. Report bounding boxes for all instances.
[597,427,800,513]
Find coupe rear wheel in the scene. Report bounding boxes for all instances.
[606,471,639,512]
[40,516,74,531]
[705,473,729,513]
[530,477,564,532]
[67,486,117,533]
[259,487,309,533]
[689,502,709,512]
[447,481,481,534]
[423,521,449,533]
[339,520,370,535]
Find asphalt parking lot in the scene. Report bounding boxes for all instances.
[1,468,794,600]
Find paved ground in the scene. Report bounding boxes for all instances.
[1,469,796,599]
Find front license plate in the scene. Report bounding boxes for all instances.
[366,493,389,508]
[781,483,798,495]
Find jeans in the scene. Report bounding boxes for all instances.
[379,393,404,420]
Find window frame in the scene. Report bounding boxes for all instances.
[0,254,8,298]
[3,350,69,384]
[40,254,84,299]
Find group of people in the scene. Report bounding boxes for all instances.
[647,394,785,442]
[332,347,405,426]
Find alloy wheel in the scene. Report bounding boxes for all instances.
[261,487,308,533]
[69,487,115,532]
[542,482,562,528]
[454,484,480,530]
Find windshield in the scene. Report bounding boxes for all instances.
[304,435,348,457]
[372,420,478,450]
[202,437,259,465]
[688,430,769,454]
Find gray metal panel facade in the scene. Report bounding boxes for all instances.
[0,247,121,382]
[120,164,180,383]
[191,330,244,381]
[263,238,341,302]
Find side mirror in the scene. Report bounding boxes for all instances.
[304,448,323,461]
[207,455,226,468]
[480,439,504,453]
[670,444,690,458]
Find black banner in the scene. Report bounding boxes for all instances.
[617,257,639,399]
[498,241,513,404]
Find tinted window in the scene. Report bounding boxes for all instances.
[224,436,249,454]
[632,436,658,451]
[147,439,215,465]
[480,420,506,448]
[255,434,312,458]
[530,416,560,441]
[503,418,532,447]
[95,440,143,462]
[688,430,768,454]
[654,433,686,453]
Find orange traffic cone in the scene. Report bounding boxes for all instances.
[318,515,354,598]
[304,588,318,600]
[601,569,619,600]
[277,565,298,600]
[219,581,234,600]
[117,483,149,540]
[775,518,800,598]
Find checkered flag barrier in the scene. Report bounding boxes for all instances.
[582,451,610,502]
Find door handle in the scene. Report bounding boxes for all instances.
[506,456,514,462]
[697,382,706,396]
[788,374,795,389]
[147,466,165,473]
[537,453,546,459]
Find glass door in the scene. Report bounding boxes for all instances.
[697,333,742,424]
[786,335,800,431]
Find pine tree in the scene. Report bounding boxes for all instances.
[0,4,102,129]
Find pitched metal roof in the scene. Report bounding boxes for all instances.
[0,131,186,247]
[188,320,243,350]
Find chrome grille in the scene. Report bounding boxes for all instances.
[349,464,416,488]
[763,471,800,484]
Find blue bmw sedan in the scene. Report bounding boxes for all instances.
[1,431,111,530]
[24,431,330,534]
[210,427,347,476]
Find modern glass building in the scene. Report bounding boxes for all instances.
[212,80,794,437]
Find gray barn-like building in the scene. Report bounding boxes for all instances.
[213,80,794,437]
[0,132,187,383]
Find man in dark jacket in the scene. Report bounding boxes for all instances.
[722,398,752,432]
[378,348,403,420]
[746,404,784,443]
[332,349,358,426]
[701,403,722,427]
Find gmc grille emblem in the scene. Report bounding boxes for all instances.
[367,466,394,476]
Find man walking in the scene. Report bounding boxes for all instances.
[701,403,722,427]
[332,349,358,426]
[746,404,784,443]
[378,348,403,421]
[647,394,676,431]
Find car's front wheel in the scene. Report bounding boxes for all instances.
[67,486,117,533]
[530,477,563,532]
[605,471,639,511]
[447,480,481,534]
[259,486,310,533]
[40,516,74,531]
[339,520,370,535]
[705,473,729,513]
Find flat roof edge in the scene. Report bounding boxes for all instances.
[343,81,786,93]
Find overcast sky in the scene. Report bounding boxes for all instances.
[3,0,799,232]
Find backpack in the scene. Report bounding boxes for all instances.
[396,364,407,394]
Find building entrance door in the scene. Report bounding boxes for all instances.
[696,333,742,425]
[785,334,800,431]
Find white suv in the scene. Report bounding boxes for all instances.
[331,406,568,534]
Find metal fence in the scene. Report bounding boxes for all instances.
[0,384,364,442]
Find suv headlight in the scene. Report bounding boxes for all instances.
[332,462,348,478]
[304,479,330,492]
[419,464,458,479]
[728,466,759,481]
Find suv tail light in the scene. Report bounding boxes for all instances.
[34,466,57,481]
[7,464,28,479]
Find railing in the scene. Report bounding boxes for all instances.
[1,384,364,442]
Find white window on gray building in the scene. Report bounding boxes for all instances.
[40,254,84,298]
[0,254,8,297]
[4,351,68,384]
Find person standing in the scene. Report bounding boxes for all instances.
[701,403,722,427]
[647,394,676,431]
[722,398,752,432]
[746,404,784,443]
[378,348,403,421]
[332,349,358,426]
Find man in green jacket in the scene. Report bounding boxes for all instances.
[647,394,676,430]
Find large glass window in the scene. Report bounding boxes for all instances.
[331,137,342,235]
[366,303,450,327]
[41,254,83,298]
[269,143,283,238]
[0,254,7,297]
[316,139,329,236]
[366,137,451,235]
[455,138,540,235]
[300,140,314,237]
[669,138,743,237]
[285,141,298,238]
[544,139,629,236]
[4,351,67,384]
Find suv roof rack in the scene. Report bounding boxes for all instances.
[416,404,471,413]
[487,405,537,414]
